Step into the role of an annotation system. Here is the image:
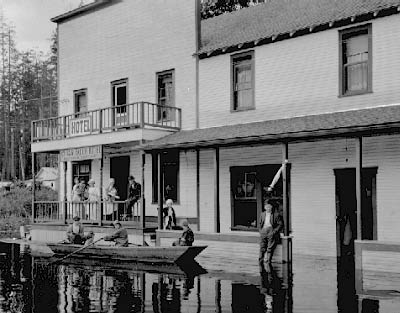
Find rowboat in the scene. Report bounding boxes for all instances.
[47,243,207,264]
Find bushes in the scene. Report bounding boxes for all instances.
[0,185,58,237]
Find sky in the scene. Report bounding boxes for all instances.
[0,0,92,54]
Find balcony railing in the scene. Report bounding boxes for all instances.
[32,102,182,142]
[33,200,142,225]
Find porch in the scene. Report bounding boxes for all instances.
[31,101,181,144]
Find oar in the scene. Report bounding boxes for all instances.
[49,237,105,265]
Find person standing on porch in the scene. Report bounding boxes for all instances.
[86,179,100,220]
[71,177,82,218]
[163,199,177,230]
[259,200,283,272]
[104,178,120,221]
[126,175,141,219]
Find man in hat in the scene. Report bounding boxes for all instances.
[66,216,85,244]
[259,200,284,272]
[172,219,194,246]
[104,220,129,247]
[126,175,141,219]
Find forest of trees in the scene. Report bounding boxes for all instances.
[0,13,58,182]
[201,0,264,19]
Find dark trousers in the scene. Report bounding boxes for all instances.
[259,227,278,271]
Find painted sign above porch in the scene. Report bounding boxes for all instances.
[69,116,91,137]
[60,145,102,162]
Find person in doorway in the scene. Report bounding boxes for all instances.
[71,177,82,218]
[104,178,120,220]
[126,175,141,219]
[86,179,100,220]
[66,216,85,244]
[104,220,129,247]
[259,200,284,272]
[172,219,194,246]
[163,199,177,230]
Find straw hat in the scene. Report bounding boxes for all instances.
[88,179,95,185]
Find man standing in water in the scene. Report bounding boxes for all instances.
[259,200,283,272]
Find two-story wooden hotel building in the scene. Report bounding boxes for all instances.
[31,0,400,284]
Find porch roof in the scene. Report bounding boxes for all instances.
[143,104,400,150]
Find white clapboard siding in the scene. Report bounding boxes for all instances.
[58,0,197,130]
[199,14,400,129]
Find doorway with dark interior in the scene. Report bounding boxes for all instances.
[110,155,130,220]
[334,167,377,312]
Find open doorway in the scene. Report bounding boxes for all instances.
[110,155,130,219]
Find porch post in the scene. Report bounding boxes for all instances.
[141,150,146,234]
[63,161,67,224]
[281,142,292,264]
[355,136,363,240]
[99,148,103,226]
[214,147,220,233]
[31,152,35,224]
[157,152,164,230]
[196,148,200,231]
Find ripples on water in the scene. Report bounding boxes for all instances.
[0,243,396,313]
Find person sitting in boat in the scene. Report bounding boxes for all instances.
[66,216,85,244]
[104,220,129,247]
[163,199,177,230]
[172,219,194,246]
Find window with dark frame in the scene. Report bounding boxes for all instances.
[152,151,179,203]
[74,89,87,115]
[157,70,175,121]
[72,161,91,185]
[340,24,372,96]
[112,79,127,114]
[232,52,254,111]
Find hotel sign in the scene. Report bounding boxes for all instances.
[60,145,102,162]
[69,116,92,137]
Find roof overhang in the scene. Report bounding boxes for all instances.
[143,105,400,151]
[51,0,113,23]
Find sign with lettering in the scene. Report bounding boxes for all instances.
[60,145,102,162]
[69,116,91,137]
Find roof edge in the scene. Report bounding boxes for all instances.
[198,4,400,59]
[51,0,112,23]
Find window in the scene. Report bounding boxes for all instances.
[232,51,254,111]
[157,70,175,121]
[152,150,179,203]
[72,161,91,184]
[112,79,127,114]
[74,89,87,115]
[339,25,372,96]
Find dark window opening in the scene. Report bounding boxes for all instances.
[232,52,254,111]
[74,89,87,116]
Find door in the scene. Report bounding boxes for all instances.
[334,167,377,258]
[112,80,128,127]
[110,155,130,201]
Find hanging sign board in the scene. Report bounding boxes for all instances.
[60,145,102,162]
[69,116,92,137]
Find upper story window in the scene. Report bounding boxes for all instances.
[157,70,175,121]
[339,24,372,96]
[232,51,254,111]
[74,89,87,115]
[112,79,127,114]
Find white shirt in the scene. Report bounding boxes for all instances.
[263,212,272,229]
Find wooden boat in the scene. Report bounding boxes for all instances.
[47,243,207,264]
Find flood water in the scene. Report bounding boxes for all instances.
[0,243,398,313]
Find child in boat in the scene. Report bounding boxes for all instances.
[172,219,194,246]
[66,216,85,244]
[104,220,129,247]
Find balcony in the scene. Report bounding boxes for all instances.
[32,102,181,142]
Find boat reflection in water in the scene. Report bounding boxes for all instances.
[0,243,396,313]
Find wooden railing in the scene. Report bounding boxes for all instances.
[32,102,182,142]
[33,200,141,224]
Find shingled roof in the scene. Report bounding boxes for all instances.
[143,104,400,150]
[200,0,400,56]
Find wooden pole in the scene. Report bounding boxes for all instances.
[31,152,35,224]
[141,150,146,241]
[356,136,363,240]
[282,142,289,236]
[157,152,163,230]
[99,147,103,226]
[196,148,200,231]
[63,161,67,224]
[214,147,220,233]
